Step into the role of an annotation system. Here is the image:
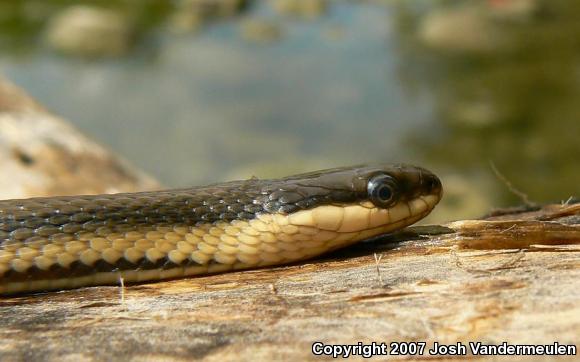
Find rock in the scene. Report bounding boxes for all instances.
[240,18,282,43]
[418,5,509,54]
[45,5,132,58]
[0,74,160,199]
[272,0,328,18]
[176,0,248,19]
[168,0,249,35]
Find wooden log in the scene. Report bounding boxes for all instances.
[0,201,577,361]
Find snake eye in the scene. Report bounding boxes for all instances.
[367,174,398,207]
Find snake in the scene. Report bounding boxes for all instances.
[0,164,442,295]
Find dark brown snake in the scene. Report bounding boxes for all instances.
[0,164,442,295]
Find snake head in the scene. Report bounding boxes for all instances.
[258,164,442,238]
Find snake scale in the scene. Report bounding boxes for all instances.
[0,164,442,295]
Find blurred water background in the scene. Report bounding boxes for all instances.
[0,0,578,221]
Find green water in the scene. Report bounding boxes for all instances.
[0,0,578,221]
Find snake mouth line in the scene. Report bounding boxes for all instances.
[0,164,442,295]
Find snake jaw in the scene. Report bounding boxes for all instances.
[273,193,441,237]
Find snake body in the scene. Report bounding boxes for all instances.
[0,164,442,295]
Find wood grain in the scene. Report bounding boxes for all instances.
[0,202,578,361]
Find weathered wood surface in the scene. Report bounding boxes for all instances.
[0,75,160,199]
[0,202,578,361]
